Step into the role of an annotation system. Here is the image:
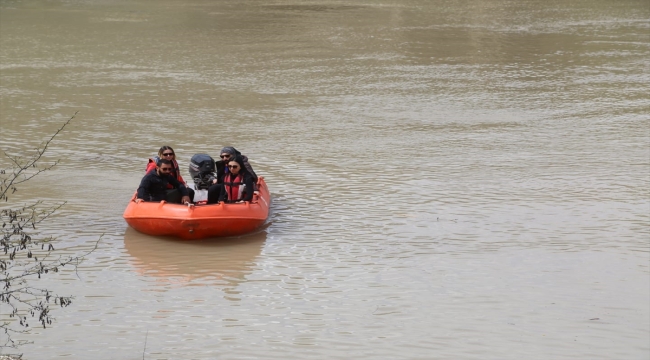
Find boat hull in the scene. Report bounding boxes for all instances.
[123,178,270,239]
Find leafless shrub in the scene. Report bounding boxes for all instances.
[0,113,100,349]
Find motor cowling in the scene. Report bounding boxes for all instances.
[189,153,216,190]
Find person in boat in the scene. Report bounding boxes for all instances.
[205,147,257,204]
[136,158,192,205]
[210,146,258,185]
[145,145,194,202]
[218,155,255,203]
[146,146,186,184]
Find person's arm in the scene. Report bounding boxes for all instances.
[214,160,225,184]
[242,175,254,202]
[136,175,151,201]
[168,176,189,197]
[243,160,256,180]
[167,176,190,204]
[241,156,258,181]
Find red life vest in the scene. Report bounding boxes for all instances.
[223,173,245,201]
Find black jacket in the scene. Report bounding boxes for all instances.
[137,171,188,202]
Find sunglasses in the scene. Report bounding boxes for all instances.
[162,152,174,156]
[227,165,240,169]
[160,167,173,172]
[220,155,231,159]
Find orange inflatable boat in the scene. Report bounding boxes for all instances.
[123,178,270,240]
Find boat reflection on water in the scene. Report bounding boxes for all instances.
[123,227,267,288]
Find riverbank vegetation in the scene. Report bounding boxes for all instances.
[0,113,99,350]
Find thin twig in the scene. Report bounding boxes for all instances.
[0,112,77,200]
[143,330,148,360]
[73,236,102,281]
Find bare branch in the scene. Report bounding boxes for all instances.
[0,112,100,349]
[0,112,76,201]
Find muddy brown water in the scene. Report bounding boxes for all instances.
[1,0,648,359]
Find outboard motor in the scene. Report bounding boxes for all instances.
[189,154,216,190]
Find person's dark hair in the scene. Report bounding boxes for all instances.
[228,155,247,174]
[157,158,173,167]
[158,145,175,157]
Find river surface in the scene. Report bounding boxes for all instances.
[1,0,648,359]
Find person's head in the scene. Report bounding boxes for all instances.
[158,146,175,161]
[227,155,246,176]
[156,158,174,176]
[219,146,239,163]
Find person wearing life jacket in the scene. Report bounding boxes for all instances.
[207,155,254,204]
[145,146,187,185]
[206,146,257,204]
[145,145,194,202]
[210,146,258,185]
